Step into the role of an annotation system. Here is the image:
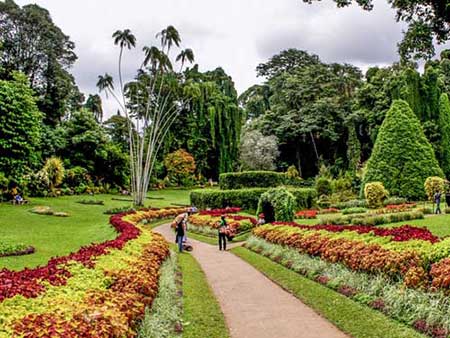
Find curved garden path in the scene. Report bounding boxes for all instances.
[155,223,348,338]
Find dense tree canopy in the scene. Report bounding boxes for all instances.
[0,0,82,125]
[0,72,42,176]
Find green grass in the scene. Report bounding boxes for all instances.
[383,214,450,237]
[178,252,229,338]
[186,231,218,245]
[0,189,190,270]
[232,246,424,338]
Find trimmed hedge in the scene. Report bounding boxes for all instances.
[257,187,295,222]
[219,171,286,190]
[190,188,316,211]
[320,211,424,226]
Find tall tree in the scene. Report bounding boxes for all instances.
[0,72,42,176]
[438,93,450,178]
[84,94,103,122]
[0,0,81,125]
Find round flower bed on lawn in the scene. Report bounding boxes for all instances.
[0,208,180,337]
[0,242,35,258]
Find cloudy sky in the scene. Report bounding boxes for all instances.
[15,0,450,116]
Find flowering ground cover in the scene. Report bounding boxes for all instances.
[0,208,183,338]
[253,223,450,289]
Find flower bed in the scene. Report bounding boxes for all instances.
[253,223,450,289]
[188,211,257,239]
[295,210,317,219]
[199,207,241,216]
[373,203,417,214]
[245,236,450,338]
[0,208,175,337]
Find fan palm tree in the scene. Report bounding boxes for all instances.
[176,48,195,72]
[156,25,181,54]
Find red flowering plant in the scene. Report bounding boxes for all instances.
[0,208,173,337]
[199,207,241,216]
[295,210,318,219]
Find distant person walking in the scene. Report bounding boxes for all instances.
[173,213,187,252]
[435,191,442,214]
[218,215,228,251]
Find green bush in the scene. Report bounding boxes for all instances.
[257,187,295,222]
[320,211,423,226]
[315,177,332,196]
[190,187,316,211]
[364,182,388,208]
[219,171,286,190]
[341,207,367,215]
[331,199,367,209]
[424,176,445,202]
[317,195,331,208]
[383,197,407,206]
[362,100,443,200]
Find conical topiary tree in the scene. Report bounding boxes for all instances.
[362,100,443,200]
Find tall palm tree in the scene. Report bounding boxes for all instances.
[176,48,195,72]
[156,25,180,54]
[143,46,162,70]
[96,73,114,96]
[112,29,136,91]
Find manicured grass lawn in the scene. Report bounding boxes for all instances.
[232,246,424,338]
[0,190,190,270]
[384,214,450,237]
[178,252,229,338]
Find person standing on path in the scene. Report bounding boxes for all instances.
[173,212,188,252]
[435,191,442,214]
[218,215,228,251]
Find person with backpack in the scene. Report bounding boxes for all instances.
[173,213,187,252]
[218,215,228,251]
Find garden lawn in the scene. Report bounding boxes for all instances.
[178,251,229,338]
[383,214,450,237]
[232,246,424,338]
[0,189,190,270]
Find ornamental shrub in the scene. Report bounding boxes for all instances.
[286,165,300,180]
[316,177,332,196]
[362,100,443,200]
[424,176,445,202]
[364,182,388,208]
[219,171,286,189]
[43,157,65,190]
[164,149,196,186]
[190,187,316,211]
[257,187,295,222]
[64,166,90,188]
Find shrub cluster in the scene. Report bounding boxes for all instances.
[320,210,424,226]
[219,171,287,190]
[331,199,367,209]
[364,182,388,208]
[190,187,316,211]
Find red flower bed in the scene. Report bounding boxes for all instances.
[0,209,178,303]
[272,222,439,243]
[295,210,317,219]
[253,225,425,286]
[199,207,241,216]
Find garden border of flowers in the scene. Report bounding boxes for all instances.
[0,207,185,337]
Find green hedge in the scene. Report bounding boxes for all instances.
[219,171,287,190]
[190,188,316,211]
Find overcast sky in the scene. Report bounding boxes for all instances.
[15,0,450,117]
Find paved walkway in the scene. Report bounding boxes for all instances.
[155,224,348,338]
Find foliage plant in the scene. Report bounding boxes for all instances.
[341,207,367,215]
[42,157,65,191]
[362,100,443,200]
[424,176,445,202]
[364,182,388,208]
[257,187,295,222]
[316,177,332,196]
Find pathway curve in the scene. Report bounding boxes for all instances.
[155,224,348,338]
